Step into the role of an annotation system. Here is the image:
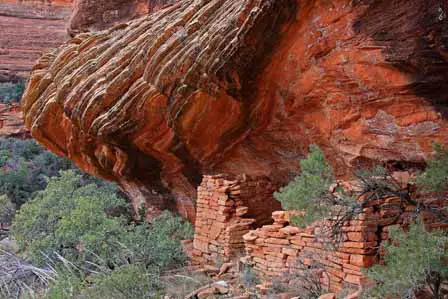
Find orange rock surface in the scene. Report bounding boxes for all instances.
[0,103,27,138]
[22,0,448,219]
[0,0,73,80]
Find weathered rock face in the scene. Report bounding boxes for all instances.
[22,0,448,220]
[147,0,177,13]
[68,0,176,36]
[0,103,27,138]
[0,0,73,81]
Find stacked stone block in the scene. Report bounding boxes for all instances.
[243,196,447,293]
[193,174,281,263]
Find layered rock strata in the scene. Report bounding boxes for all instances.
[0,0,72,80]
[22,0,294,219]
[68,0,176,36]
[22,0,448,218]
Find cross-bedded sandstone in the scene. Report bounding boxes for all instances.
[22,0,448,219]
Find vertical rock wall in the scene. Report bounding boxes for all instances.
[0,0,72,81]
[68,0,177,35]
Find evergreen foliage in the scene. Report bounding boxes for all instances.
[12,170,125,266]
[417,144,448,193]
[12,170,193,268]
[0,138,74,207]
[0,138,110,226]
[11,170,194,298]
[0,194,15,224]
[44,264,159,299]
[364,221,448,299]
[82,264,160,299]
[274,145,336,227]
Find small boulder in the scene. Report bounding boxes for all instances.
[218,262,234,276]
[204,264,220,275]
[242,232,257,242]
[197,287,216,299]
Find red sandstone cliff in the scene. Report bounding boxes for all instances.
[0,0,177,81]
[22,0,448,220]
[0,0,73,81]
[0,103,27,138]
[68,0,176,36]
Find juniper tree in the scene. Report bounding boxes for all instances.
[364,221,448,299]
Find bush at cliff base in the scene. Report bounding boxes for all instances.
[363,221,448,298]
[45,264,161,299]
[363,145,448,298]
[0,138,119,226]
[274,144,335,228]
[11,170,194,298]
[0,138,73,208]
[416,143,448,193]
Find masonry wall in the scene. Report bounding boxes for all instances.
[192,174,281,263]
[242,196,447,293]
[192,174,447,293]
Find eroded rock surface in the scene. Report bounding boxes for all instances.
[0,0,72,80]
[0,103,27,138]
[68,0,177,36]
[22,0,448,219]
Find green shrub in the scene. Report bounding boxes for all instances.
[43,267,84,299]
[81,264,161,299]
[0,138,109,213]
[0,138,74,207]
[44,263,161,299]
[121,213,194,269]
[274,145,336,227]
[364,221,448,299]
[12,170,127,266]
[417,144,448,193]
[12,169,192,264]
[12,170,194,298]
[0,194,16,224]
[0,81,25,103]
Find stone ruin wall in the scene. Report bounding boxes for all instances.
[192,174,447,293]
[192,175,281,264]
